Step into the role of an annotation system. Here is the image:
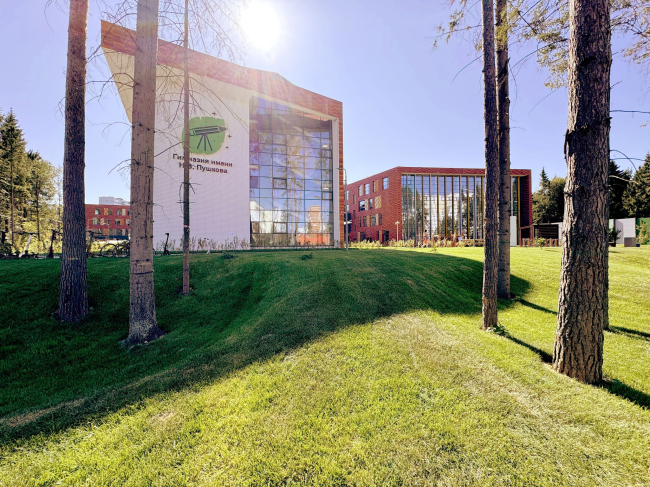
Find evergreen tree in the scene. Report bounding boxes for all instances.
[0,110,28,242]
[540,167,550,189]
[623,154,650,217]
[609,160,632,219]
[533,176,565,223]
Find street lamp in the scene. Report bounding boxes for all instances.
[395,221,400,242]
[338,166,348,251]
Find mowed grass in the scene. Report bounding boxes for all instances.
[0,247,648,486]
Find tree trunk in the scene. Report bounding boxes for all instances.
[127,0,165,344]
[481,0,500,329]
[553,0,611,384]
[58,0,89,323]
[182,0,191,295]
[496,0,511,299]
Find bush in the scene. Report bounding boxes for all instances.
[350,240,382,249]
[535,238,547,248]
[637,222,650,245]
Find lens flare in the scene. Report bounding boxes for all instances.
[242,1,281,52]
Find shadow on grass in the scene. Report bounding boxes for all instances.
[0,249,530,444]
[503,333,552,363]
[504,333,650,409]
[518,299,557,316]
[607,326,650,341]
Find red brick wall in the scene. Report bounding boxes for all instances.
[85,204,131,238]
[344,167,533,243]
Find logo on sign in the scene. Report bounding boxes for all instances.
[182,116,227,155]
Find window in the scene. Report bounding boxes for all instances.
[358,217,362,227]
[100,218,105,225]
[273,178,287,189]
[373,180,377,192]
[371,215,377,226]
[345,204,349,212]
[379,214,383,225]
[369,198,373,210]
[365,183,370,194]
[108,209,113,215]
[353,195,356,204]
[94,208,100,215]
[359,200,366,211]
[375,195,382,209]
[345,190,349,201]
[103,208,108,215]
[364,215,368,227]
[383,177,389,189]
[92,218,98,225]
[126,219,130,226]
[127,210,130,216]
[106,219,111,225]
[115,219,121,226]
[358,185,363,196]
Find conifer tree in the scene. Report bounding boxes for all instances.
[623,154,650,217]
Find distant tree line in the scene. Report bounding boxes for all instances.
[0,109,61,252]
[533,156,650,224]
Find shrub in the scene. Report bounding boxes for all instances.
[535,237,547,248]
[637,222,649,245]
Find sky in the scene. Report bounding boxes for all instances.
[1,0,649,204]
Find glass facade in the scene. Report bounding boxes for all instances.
[400,173,522,243]
[249,97,334,246]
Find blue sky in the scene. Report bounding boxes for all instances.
[1,0,649,203]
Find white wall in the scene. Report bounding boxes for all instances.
[103,48,341,248]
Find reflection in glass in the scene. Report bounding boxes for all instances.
[250,97,334,246]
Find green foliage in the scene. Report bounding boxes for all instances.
[623,154,650,217]
[0,110,61,250]
[535,237,547,248]
[1,248,649,484]
[609,160,633,219]
[636,221,650,244]
[609,226,622,243]
[533,176,565,224]
[350,239,383,249]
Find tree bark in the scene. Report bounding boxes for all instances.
[481,0,500,330]
[58,0,89,323]
[553,0,611,384]
[182,0,191,295]
[127,0,165,344]
[496,0,511,299]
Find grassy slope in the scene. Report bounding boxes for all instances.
[0,247,648,486]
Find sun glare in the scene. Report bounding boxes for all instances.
[242,2,281,52]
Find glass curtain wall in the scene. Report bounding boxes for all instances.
[402,173,508,241]
[249,97,334,246]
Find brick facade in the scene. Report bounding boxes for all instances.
[344,166,533,244]
[85,204,131,240]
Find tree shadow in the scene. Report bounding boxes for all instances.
[503,332,650,409]
[503,333,552,363]
[517,299,557,315]
[0,250,530,444]
[607,326,650,341]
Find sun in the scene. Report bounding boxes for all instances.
[241,1,281,52]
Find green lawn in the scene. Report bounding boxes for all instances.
[0,247,649,486]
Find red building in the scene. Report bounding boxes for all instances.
[345,167,533,245]
[85,203,131,240]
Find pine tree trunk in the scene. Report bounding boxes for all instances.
[481,0,500,329]
[553,0,611,384]
[58,0,89,323]
[127,0,164,344]
[496,0,511,299]
[182,0,191,296]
